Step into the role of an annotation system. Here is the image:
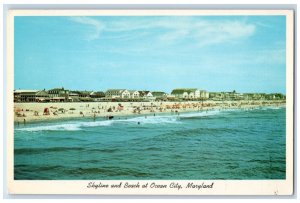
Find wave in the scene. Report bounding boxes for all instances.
[179,110,221,118]
[17,123,82,132]
[15,110,223,132]
[261,106,285,110]
[123,115,179,124]
[16,115,179,132]
[16,120,113,132]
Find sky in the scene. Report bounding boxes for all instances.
[14,15,286,94]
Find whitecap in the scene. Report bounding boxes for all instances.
[17,123,81,132]
[179,110,221,118]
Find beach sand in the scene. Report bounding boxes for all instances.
[14,100,286,123]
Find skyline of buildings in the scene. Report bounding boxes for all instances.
[14,87,286,103]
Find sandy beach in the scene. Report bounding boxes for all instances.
[14,100,286,123]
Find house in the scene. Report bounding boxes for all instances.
[235,93,245,100]
[14,89,50,102]
[78,91,92,98]
[69,91,80,102]
[105,89,126,99]
[120,90,131,99]
[90,91,105,101]
[48,87,69,102]
[35,90,51,102]
[128,90,140,99]
[243,93,266,100]
[171,88,197,99]
[78,91,93,102]
[199,90,209,100]
[14,90,38,102]
[140,91,155,101]
[171,88,209,99]
[138,91,153,98]
[266,93,285,100]
[209,92,224,101]
[138,91,154,101]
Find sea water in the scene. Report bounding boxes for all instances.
[14,107,286,180]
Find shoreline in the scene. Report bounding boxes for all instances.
[14,100,286,124]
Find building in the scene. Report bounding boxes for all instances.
[266,93,285,100]
[209,92,224,101]
[171,88,197,99]
[90,91,105,101]
[14,89,50,102]
[120,90,131,99]
[139,91,154,101]
[105,89,126,99]
[138,91,152,98]
[77,91,93,102]
[171,88,208,100]
[199,90,209,100]
[209,91,243,101]
[68,91,80,102]
[129,90,140,99]
[243,93,266,100]
[48,87,69,102]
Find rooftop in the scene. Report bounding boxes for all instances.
[14,90,39,93]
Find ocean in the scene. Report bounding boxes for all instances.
[14,107,286,180]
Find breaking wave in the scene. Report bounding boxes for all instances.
[16,120,113,132]
[16,110,222,132]
[179,110,221,118]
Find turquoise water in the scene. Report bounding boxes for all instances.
[14,107,286,180]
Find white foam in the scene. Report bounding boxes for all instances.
[122,115,180,124]
[80,120,113,127]
[263,106,285,110]
[18,123,81,132]
[16,110,224,132]
[16,120,114,132]
[179,110,221,118]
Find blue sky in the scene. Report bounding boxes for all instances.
[14,15,286,93]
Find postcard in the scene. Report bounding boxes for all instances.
[6,9,294,195]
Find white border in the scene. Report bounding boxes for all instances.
[6,9,294,195]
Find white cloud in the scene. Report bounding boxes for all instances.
[193,20,256,46]
[69,16,256,46]
[69,17,105,40]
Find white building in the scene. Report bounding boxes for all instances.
[105,89,126,99]
[129,90,140,99]
[199,90,209,99]
[139,91,154,101]
[120,90,131,99]
[171,88,209,100]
